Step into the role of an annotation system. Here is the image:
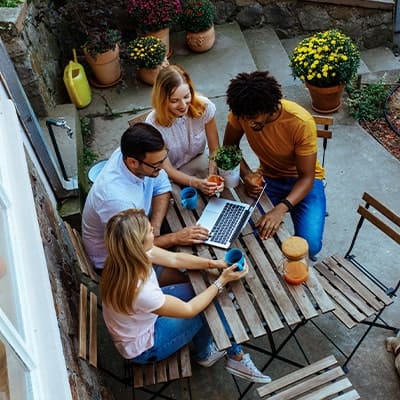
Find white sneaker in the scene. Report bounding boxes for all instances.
[225,353,272,384]
[196,342,227,368]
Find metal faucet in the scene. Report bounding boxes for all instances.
[46,118,73,138]
[45,118,74,181]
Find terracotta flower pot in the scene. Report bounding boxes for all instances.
[136,58,169,86]
[84,45,121,87]
[305,82,345,114]
[186,25,215,53]
[144,27,172,58]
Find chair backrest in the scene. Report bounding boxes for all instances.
[256,355,360,399]
[127,110,151,126]
[346,192,400,258]
[65,222,99,283]
[79,284,97,367]
[312,115,333,168]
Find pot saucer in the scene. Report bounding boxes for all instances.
[89,72,123,89]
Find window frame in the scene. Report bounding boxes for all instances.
[0,82,72,400]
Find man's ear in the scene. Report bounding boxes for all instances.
[125,156,139,169]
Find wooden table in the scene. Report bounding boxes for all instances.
[166,182,335,357]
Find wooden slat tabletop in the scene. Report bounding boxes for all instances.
[165,182,335,350]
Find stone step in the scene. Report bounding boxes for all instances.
[242,26,302,87]
[245,26,399,86]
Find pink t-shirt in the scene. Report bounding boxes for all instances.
[102,269,165,359]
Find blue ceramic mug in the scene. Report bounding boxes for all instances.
[225,248,245,271]
[180,187,198,210]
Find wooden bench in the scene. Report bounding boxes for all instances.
[65,221,99,283]
[256,355,360,399]
[79,283,192,398]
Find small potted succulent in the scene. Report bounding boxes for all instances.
[127,36,168,85]
[289,29,360,113]
[181,0,216,52]
[127,0,182,56]
[211,145,243,188]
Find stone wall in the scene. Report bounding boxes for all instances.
[0,1,65,117]
[28,154,114,400]
[0,0,395,118]
[213,0,394,49]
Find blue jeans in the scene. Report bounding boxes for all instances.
[131,283,241,364]
[265,177,326,257]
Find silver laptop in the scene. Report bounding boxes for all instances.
[197,186,266,249]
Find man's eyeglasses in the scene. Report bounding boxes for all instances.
[140,149,169,171]
[244,113,275,131]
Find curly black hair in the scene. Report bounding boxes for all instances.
[226,71,282,117]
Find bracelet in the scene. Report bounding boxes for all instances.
[213,279,224,294]
[188,176,193,187]
[279,198,294,212]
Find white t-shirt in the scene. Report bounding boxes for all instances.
[146,96,216,169]
[102,269,165,359]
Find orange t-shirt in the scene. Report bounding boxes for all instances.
[228,99,325,180]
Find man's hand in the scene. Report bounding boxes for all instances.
[243,172,264,197]
[255,206,286,240]
[173,225,210,245]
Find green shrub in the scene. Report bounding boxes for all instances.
[346,82,390,121]
[0,0,23,7]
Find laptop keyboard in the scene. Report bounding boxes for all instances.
[209,203,247,244]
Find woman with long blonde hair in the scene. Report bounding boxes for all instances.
[101,209,271,383]
[146,64,223,196]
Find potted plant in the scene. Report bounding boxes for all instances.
[211,145,243,188]
[127,36,168,85]
[127,0,182,57]
[52,0,122,87]
[83,28,122,87]
[180,0,216,52]
[289,29,360,113]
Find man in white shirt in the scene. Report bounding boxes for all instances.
[82,123,209,280]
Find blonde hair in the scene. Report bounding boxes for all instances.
[100,209,152,315]
[152,64,206,126]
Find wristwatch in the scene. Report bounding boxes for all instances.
[279,198,294,212]
[213,279,224,293]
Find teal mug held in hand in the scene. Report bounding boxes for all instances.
[225,248,245,271]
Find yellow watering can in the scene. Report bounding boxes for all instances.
[63,49,92,108]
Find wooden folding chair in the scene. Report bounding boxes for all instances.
[128,110,151,126]
[256,355,360,400]
[79,284,192,400]
[313,115,333,170]
[65,221,99,283]
[312,192,400,370]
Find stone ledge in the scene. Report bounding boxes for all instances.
[305,0,394,10]
[0,1,28,39]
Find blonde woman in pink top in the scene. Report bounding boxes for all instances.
[100,208,271,383]
[146,64,223,196]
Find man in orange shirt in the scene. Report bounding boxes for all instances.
[224,71,326,259]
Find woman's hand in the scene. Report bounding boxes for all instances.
[195,177,224,196]
[243,172,264,197]
[219,263,248,285]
